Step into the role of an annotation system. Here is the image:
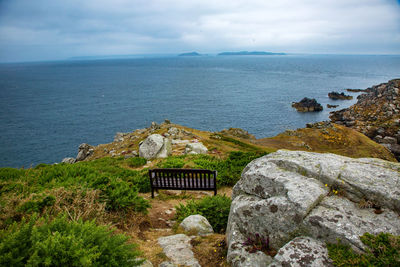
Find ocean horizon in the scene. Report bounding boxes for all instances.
[1,54,399,168]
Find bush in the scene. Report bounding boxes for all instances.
[127,157,147,168]
[0,214,143,266]
[159,156,186,168]
[327,232,400,266]
[175,195,231,233]
[18,195,56,213]
[193,151,266,186]
[128,171,151,193]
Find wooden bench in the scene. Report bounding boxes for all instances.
[148,168,217,198]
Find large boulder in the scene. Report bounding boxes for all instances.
[139,134,171,159]
[227,150,400,267]
[185,142,208,155]
[179,215,214,236]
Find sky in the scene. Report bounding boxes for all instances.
[0,0,399,62]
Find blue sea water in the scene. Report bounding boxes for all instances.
[0,54,399,168]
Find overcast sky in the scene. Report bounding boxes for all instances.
[0,0,399,62]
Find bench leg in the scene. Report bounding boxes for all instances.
[151,188,154,198]
[214,189,217,196]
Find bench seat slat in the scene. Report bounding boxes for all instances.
[149,168,217,198]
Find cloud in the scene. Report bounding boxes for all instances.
[0,0,399,61]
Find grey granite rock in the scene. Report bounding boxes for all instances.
[180,215,214,236]
[139,134,171,159]
[268,237,333,267]
[158,234,200,267]
[227,150,400,267]
[185,142,208,155]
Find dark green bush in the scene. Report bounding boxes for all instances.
[159,156,186,168]
[175,195,231,233]
[127,157,147,168]
[193,151,266,186]
[0,214,143,266]
[18,195,56,213]
[327,232,400,266]
[128,171,151,193]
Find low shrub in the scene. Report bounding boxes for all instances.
[17,195,56,213]
[127,157,147,168]
[175,195,231,233]
[159,156,186,168]
[327,232,400,266]
[193,151,267,186]
[0,214,143,266]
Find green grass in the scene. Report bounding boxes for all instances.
[327,232,400,266]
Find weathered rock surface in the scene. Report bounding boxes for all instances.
[269,237,333,267]
[185,142,208,155]
[227,150,400,267]
[114,132,129,142]
[76,143,94,161]
[327,104,339,108]
[328,91,353,100]
[292,98,323,112]
[138,259,153,267]
[61,157,76,164]
[179,215,214,236]
[158,262,177,267]
[158,234,200,267]
[330,79,400,160]
[139,134,171,159]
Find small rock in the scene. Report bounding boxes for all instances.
[150,122,160,131]
[61,157,76,164]
[138,259,153,267]
[292,97,323,112]
[382,136,397,144]
[180,215,214,236]
[164,119,171,124]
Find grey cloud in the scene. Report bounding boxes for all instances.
[0,0,399,62]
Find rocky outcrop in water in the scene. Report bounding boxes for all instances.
[330,79,400,160]
[292,98,323,112]
[226,150,400,267]
[328,91,353,100]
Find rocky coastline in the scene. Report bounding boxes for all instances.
[328,91,353,100]
[330,79,400,160]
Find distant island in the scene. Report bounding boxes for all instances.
[178,52,201,56]
[218,51,285,56]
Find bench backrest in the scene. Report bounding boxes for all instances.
[149,168,217,190]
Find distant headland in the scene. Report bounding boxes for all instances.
[178,52,202,56]
[218,51,286,56]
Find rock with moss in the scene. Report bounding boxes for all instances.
[328,91,353,100]
[179,214,214,236]
[227,150,400,267]
[269,237,333,266]
[76,143,94,161]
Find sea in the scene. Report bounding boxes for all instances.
[1,54,399,168]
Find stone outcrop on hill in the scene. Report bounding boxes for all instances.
[292,98,323,112]
[158,234,200,267]
[219,128,256,140]
[139,134,172,159]
[330,79,400,160]
[76,143,94,161]
[328,91,353,100]
[226,150,400,267]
